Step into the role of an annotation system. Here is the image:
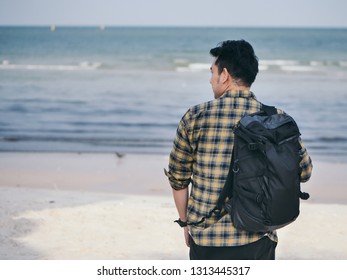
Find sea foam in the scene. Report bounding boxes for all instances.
[0,61,101,71]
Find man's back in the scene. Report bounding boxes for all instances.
[167,90,275,247]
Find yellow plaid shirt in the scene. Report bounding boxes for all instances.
[166,90,313,247]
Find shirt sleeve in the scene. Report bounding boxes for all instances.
[164,109,194,190]
[298,137,313,183]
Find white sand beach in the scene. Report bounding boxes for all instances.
[0,152,346,260]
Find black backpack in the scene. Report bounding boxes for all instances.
[188,104,310,233]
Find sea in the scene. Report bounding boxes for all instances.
[1,26,347,163]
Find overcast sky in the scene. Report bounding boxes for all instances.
[1,0,347,28]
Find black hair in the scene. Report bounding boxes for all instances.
[209,40,259,87]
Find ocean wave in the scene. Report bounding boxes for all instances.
[2,58,347,74]
[0,135,172,150]
[260,59,347,73]
[260,60,299,66]
[279,65,318,72]
[0,60,102,71]
[175,63,210,72]
[318,136,347,143]
[174,59,347,74]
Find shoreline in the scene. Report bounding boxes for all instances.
[0,152,346,204]
[1,152,347,259]
[0,152,172,197]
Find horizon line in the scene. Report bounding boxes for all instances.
[1,24,347,30]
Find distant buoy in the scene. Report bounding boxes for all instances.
[99,25,105,31]
[50,25,56,32]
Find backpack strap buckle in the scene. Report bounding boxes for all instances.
[232,160,239,173]
[248,142,258,150]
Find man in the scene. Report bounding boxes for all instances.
[165,40,312,260]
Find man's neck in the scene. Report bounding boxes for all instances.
[226,84,250,92]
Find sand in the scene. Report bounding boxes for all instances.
[0,152,346,260]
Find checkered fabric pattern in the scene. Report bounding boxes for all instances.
[165,90,312,246]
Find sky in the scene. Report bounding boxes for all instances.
[0,0,347,28]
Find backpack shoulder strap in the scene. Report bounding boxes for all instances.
[261,104,277,116]
[215,149,234,210]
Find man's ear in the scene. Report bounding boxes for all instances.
[221,68,230,83]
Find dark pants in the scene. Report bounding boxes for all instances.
[189,236,277,260]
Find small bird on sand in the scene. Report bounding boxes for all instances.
[115,152,125,158]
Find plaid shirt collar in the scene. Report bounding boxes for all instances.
[219,90,256,99]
